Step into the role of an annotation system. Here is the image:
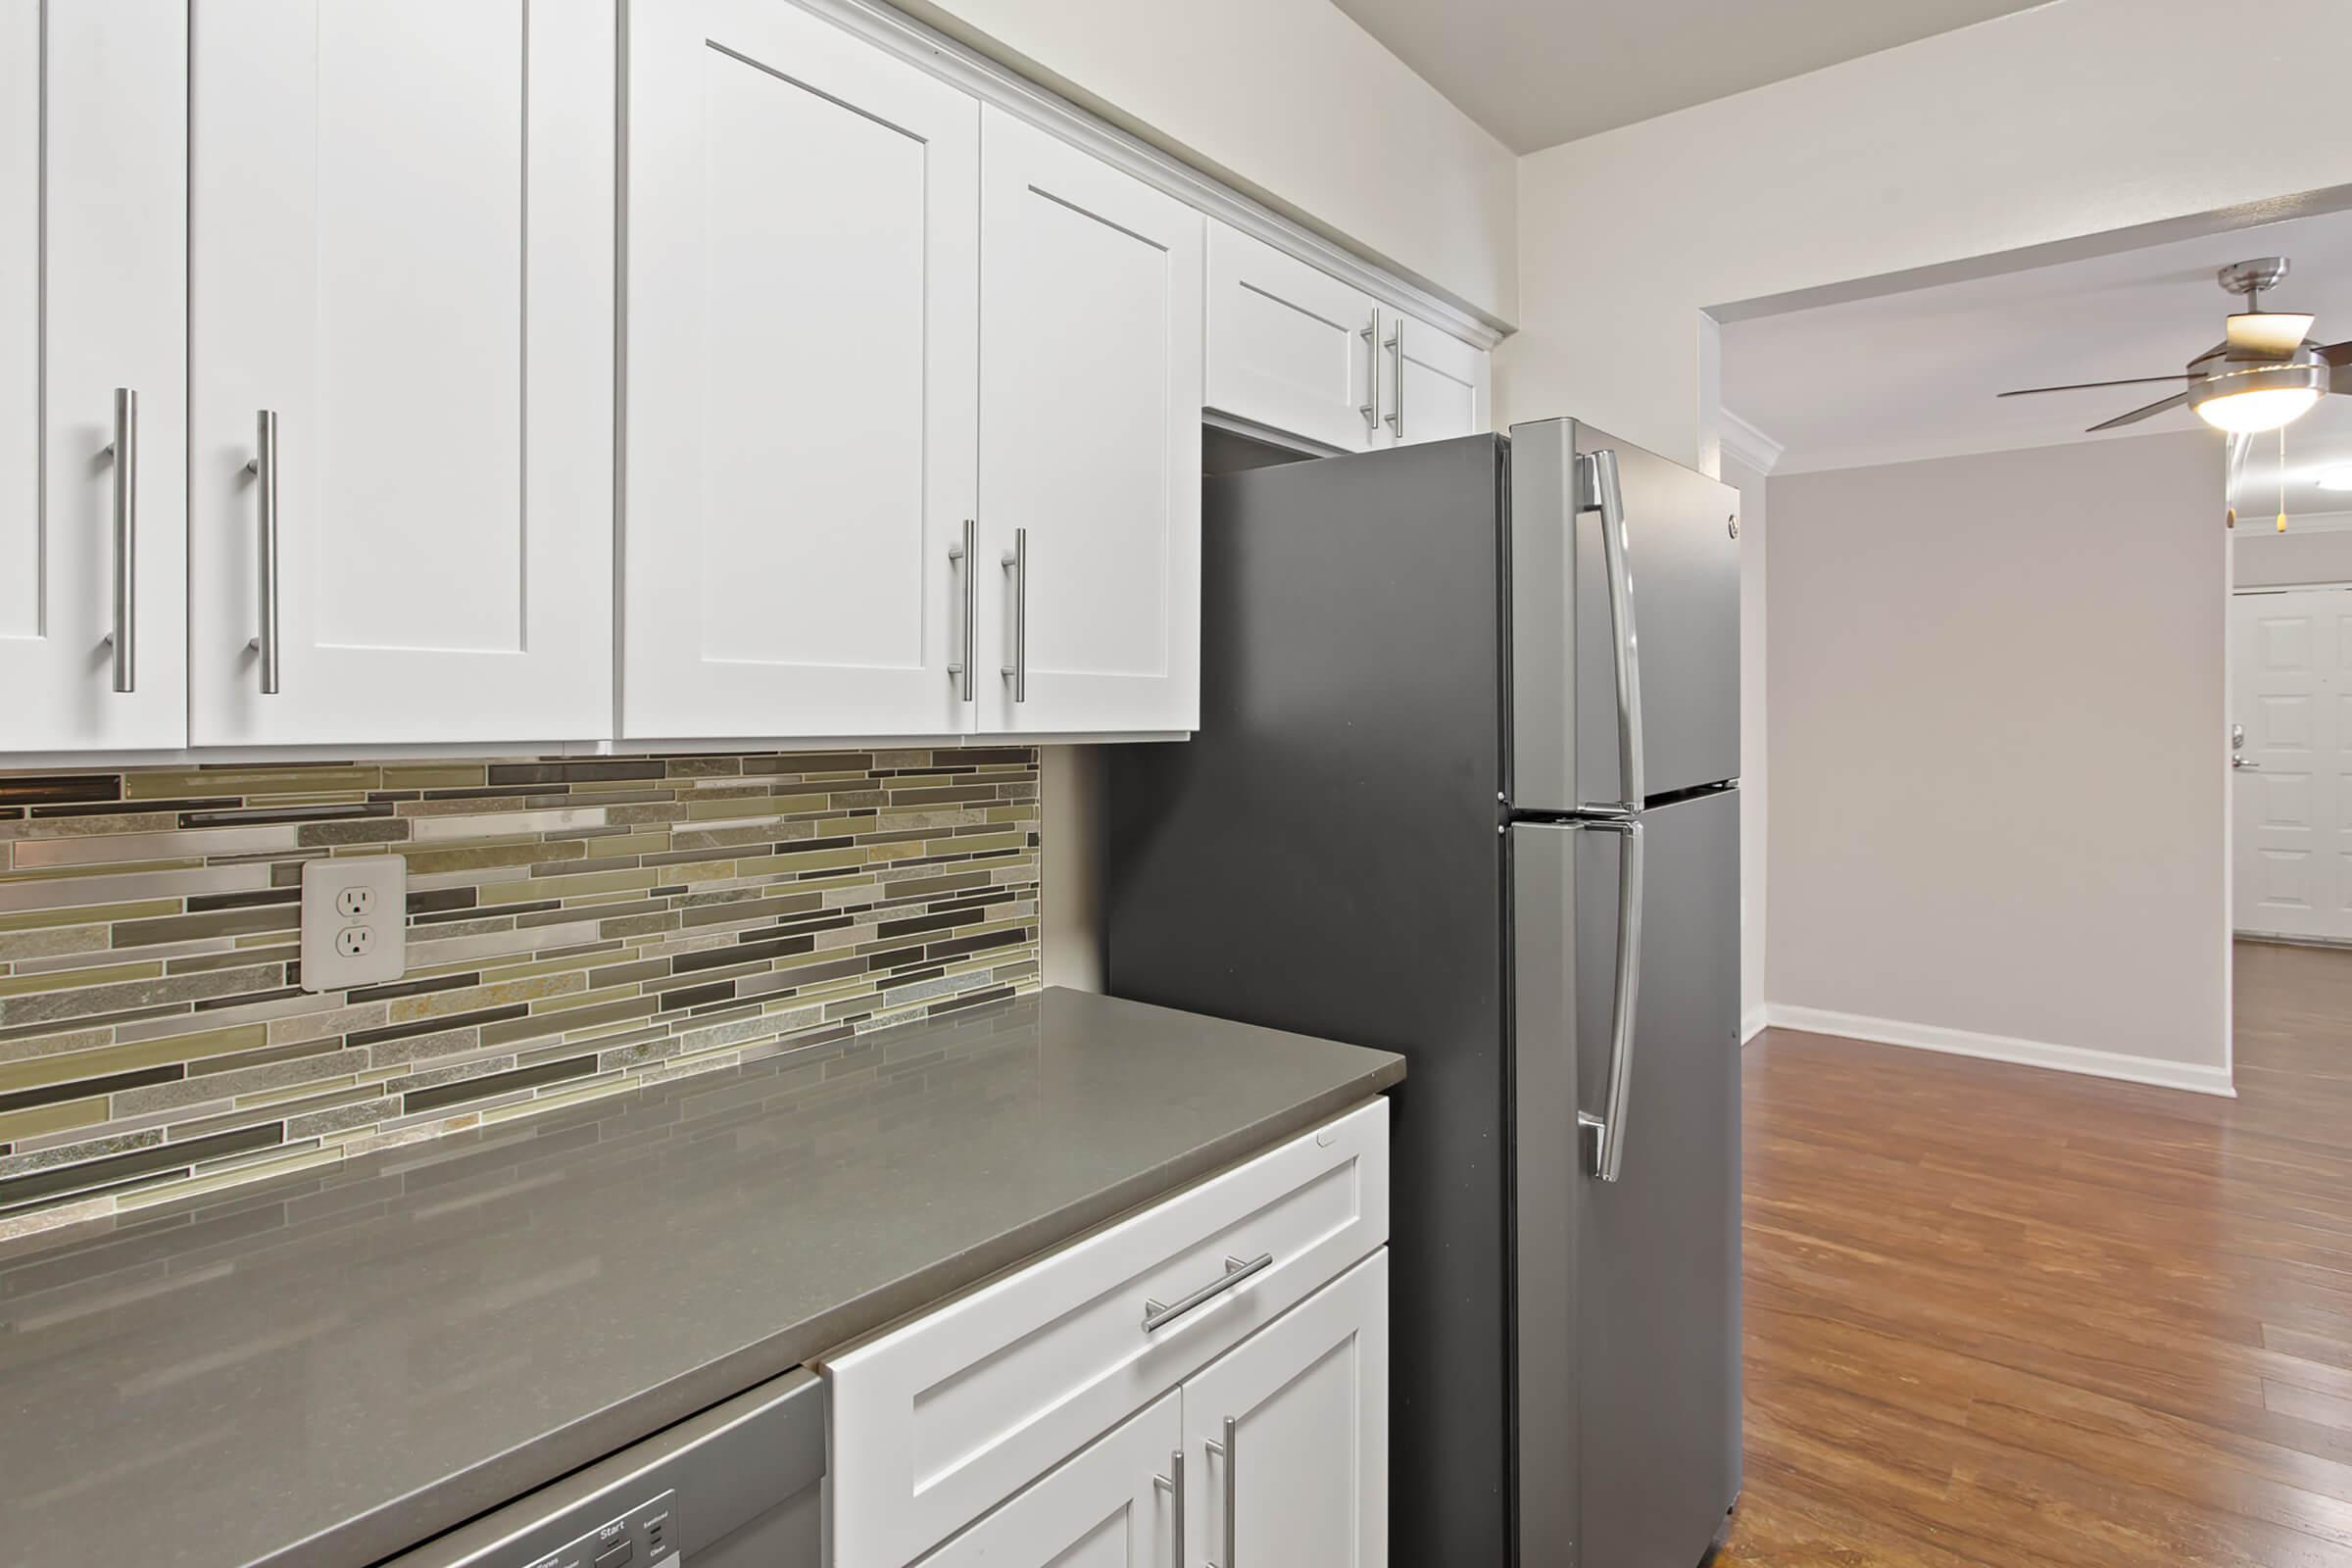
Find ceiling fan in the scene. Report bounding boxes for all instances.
[1998,257,2352,434]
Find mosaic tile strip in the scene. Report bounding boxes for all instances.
[0,748,1041,1238]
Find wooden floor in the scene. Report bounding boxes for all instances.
[1718,940,2352,1567]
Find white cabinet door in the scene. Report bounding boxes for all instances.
[1,1,185,753]
[1205,221,1380,455]
[1181,1250,1388,1568]
[188,0,614,747]
[916,1393,1180,1568]
[978,108,1201,738]
[1382,312,1490,447]
[623,0,979,743]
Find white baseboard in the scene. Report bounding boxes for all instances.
[1739,1007,1769,1044]
[1760,1004,2236,1098]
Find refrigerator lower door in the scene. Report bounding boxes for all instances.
[1508,418,1740,811]
[1511,788,1741,1567]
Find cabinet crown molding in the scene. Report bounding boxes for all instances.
[798,0,1507,353]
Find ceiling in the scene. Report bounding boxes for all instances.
[1721,207,2352,514]
[1329,0,2047,153]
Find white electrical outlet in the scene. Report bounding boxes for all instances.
[301,855,407,993]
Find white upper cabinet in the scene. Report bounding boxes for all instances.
[187,0,615,748]
[623,0,979,743]
[1206,221,1381,454]
[1202,220,1489,457]
[1382,309,1491,447]
[1182,1250,1390,1568]
[978,108,1203,738]
[1,2,187,753]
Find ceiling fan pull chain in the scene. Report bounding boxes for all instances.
[2278,427,2289,533]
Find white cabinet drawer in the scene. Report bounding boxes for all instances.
[824,1098,1389,1568]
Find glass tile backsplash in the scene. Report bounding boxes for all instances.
[0,748,1041,1239]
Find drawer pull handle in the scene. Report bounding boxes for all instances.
[1142,1251,1272,1333]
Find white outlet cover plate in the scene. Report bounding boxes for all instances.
[301,855,407,994]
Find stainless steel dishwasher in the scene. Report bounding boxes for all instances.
[384,1370,825,1568]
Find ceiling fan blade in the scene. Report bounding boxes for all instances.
[2318,340,2352,367]
[2227,312,2316,360]
[2086,391,2190,432]
[1996,373,2193,399]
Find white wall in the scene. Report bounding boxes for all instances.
[1041,745,1103,991]
[1764,433,2230,1092]
[909,0,1518,324]
[1718,446,1771,1037]
[2236,519,2352,589]
[1505,0,2352,469]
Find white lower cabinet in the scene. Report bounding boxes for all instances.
[1180,1250,1388,1568]
[912,1256,1387,1568]
[916,1393,1183,1568]
[825,1102,1391,1568]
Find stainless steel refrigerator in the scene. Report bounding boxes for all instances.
[1105,417,1741,1566]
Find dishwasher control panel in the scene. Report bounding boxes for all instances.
[521,1491,677,1568]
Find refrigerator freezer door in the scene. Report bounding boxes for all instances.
[1508,419,1740,810]
[1511,787,1741,1566]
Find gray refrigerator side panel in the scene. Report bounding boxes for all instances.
[1572,788,1741,1568]
[1507,420,1580,813]
[1509,821,1586,1567]
[1578,423,1741,802]
[1106,433,1513,1568]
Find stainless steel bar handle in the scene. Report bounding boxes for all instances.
[1000,526,1027,703]
[948,518,976,702]
[1578,448,1644,808]
[1359,310,1380,432]
[249,411,282,695]
[1383,317,1403,439]
[1577,817,1644,1183]
[108,388,137,693]
[1153,1448,1184,1567]
[1141,1251,1271,1332]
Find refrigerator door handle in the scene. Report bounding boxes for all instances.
[1578,448,1644,810]
[1578,816,1643,1183]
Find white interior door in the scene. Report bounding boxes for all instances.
[189,0,614,747]
[1,1,186,753]
[1180,1250,1388,1568]
[914,1393,1179,1568]
[979,107,1201,737]
[1205,220,1380,454]
[2231,586,2352,942]
[624,0,979,742]
[1384,311,1488,447]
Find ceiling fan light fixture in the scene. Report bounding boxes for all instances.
[2188,361,2328,433]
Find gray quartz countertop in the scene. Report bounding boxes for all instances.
[0,987,1401,1568]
